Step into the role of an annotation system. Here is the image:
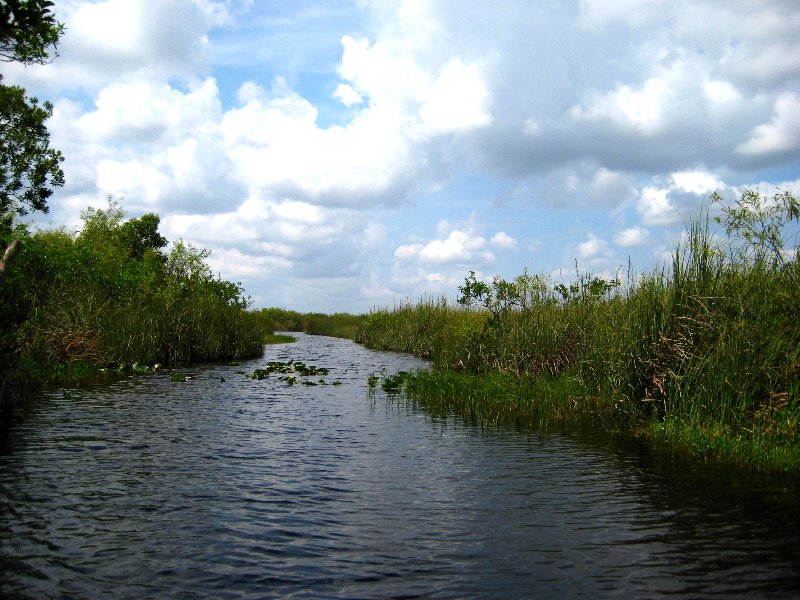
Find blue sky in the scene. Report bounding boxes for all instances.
[6,0,800,312]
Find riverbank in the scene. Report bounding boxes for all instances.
[0,200,272,406]
[353,191,800,474]
[368,368,800,473]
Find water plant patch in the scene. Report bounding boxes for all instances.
[246,359,336,385]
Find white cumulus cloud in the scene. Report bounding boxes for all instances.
[615,226,650,247]
[7,0,800,312]
[490,232,517,249]
[736,93,800,157]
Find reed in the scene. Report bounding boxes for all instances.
[356,296,484,368]
[360,191,800,472]
[254,308,364,340]
[305,312,364,339]
[378,369,590,429]
[0,201,269,389]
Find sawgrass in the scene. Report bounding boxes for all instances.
[359,195,800,473]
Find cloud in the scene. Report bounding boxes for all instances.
[531,164,637,208]
[333,83,363,106]
[637,186,676,226]
[615,226,650,247]
[736,93,800,157]
[418,58,492,134]
[574,232,612,263]
[361,274,396,301]
[390,218,519,297]
[76,78,222,143]
[577,0,800,91]
[671,170,723,195]
[395,229,493,266]
[8,0,800,312]
[220,77,417,206]
[5,0,230,92]
[570,78,673,137]
[703,79,741,105]
[60,77,241,214]
[31,0,799,222]
[420,230,487,264]
[490,232,517,250]
[636,169,725,226]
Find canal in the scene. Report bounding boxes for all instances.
[1,334,798,598]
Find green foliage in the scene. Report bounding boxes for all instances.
[361,189,800,472]
[451,268,617,375]
[712,189,799,269]
[0,0,64,236]
[264,334,296,344]
[1,0,62,65]
[554,272,620,303]
[356,297,476,366]
[119,212,167,259]
[258,307,306,332]
[304,312,363,339]
[0,200,268,387]
[458,268,558,319]
[0,84,64,225]
[255,307,365,340]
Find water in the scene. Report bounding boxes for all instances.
[1,334,798,598]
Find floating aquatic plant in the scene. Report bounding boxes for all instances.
[245,358,334,386]
[249,369,269,380]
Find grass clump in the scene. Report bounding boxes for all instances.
[264,334,296,345]
[358,189,800,474]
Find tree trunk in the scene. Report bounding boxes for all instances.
[0,239,21,286]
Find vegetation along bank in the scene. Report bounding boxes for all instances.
[0,201,273,399]
[352,190,799,474]
[2,5,797,474]
[0,5,274,407]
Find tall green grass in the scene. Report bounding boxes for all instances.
[359,191,800,472]
[254,307,365,340]
[356,296,481,367]
[305,312,364,339]
[1,201,269,388]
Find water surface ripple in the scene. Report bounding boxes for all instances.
[1,334,798,598]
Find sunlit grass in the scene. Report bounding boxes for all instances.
[358,192,800,474]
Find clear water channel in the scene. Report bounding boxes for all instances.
[0,333,798,598]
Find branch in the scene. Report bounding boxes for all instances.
[0,238,21,285]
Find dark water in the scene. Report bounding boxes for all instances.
[1,334,798,599]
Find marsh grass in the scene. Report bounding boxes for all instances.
[264,334,296,344]
[377,369,590,429]
[359,192,800,472]
[1,201,269,389]
[255,308,364,340]
[305,313,364,339]
[356,296,483,367]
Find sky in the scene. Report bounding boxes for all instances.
[5,0,800,312]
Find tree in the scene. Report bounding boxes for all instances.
[1,1,63,65]
[712,189,800,269]
[119,213,168,260]
[1,0,64,238]
[0,84,64,221]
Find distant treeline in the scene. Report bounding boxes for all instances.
[0,200,270,393]
[257,308,364,341]
[354,190,800,472]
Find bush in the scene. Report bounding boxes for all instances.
[0,199,268,390]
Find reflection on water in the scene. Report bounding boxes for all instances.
[0,334,798,598]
